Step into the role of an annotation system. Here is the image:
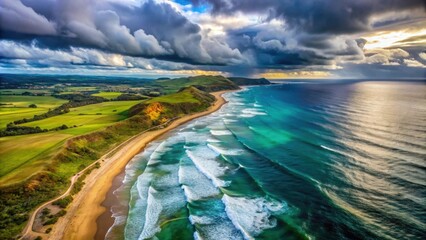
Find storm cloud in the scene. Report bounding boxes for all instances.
[0,0,425,78]
[192,0,425,33]
[1,0,242,64]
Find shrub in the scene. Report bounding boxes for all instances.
[41,208,50,216]
[52,196,73,209]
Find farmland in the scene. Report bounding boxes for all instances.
[21,100,142,134]
[0,132,71,186]
[0,100,143,185]
[0,89,51,95]
[91,91,123,99]
[155,75,239,93]
[146,90,201,104]
[0,96,67,128]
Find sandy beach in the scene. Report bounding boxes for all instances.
[49,90,231,240]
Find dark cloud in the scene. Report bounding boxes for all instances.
[0,0,56,35]
[0,0,242,65]
[336,63,426,79]
[225,23,365,69]
[0,0,425,78]
[193,0,425,34]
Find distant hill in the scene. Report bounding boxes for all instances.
[153,75,239,93]
[228,77,271,86]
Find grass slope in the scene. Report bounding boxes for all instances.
[146,90,200,104]
[91,92,123,99]
[0,133,70,185]
[0,89,51,95]
[0,96,67,129]
[154,75,238,93]
[21,100,141,134]
[0,100,143,185]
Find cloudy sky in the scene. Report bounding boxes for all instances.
[0,0,425,79]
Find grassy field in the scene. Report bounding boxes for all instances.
[147,90,200,104]
[0,89,51,95]
[0,100,143,185]
[21,100,141,133]
[0,96,67,128]
[155,75,236,93]
[91,91,123,99]
[0,132,71,185]
[65,86,98,91]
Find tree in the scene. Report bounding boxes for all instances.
[41,208,51,216]
[29,104,37,108]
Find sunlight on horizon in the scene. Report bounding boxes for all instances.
[363,28,426,50]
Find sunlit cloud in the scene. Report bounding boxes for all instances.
[164,69,224,76]
[363,28,426,50]
[255,71,332,79]
[403,58,425,68]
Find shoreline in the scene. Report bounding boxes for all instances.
[50,90,232,240]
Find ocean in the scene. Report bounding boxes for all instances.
[106,80,426,240]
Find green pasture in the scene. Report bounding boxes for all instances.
[91,91,123,99]
[0,100,142,185]
[0,132,71,186]
[147,91,200,104]
[66,86,98,91]
[155,75,232,93]
[0,89,51,95]
[0,96,67,128]
[21,100,142,134]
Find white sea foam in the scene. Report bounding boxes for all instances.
[241,113,255,118]
[190,214,244,240]
[222,195,288,238]
[223,118,238,123]
[186,149,230,187]
[210,129,233,136]
[123,182,148,239]
[179,162,220,201]
[229,102,245,106]
[207,144,244,156]
[321,145,346,156]
[154,164,180,188]
[147,141,170,164]
[207,137,221,143]
[125,168,154,239]
[194,231,202,240]
[136,163,186,239]
[125,137,189,240]
[189,215,215,225]
[242,108,267,116]
[139,186,162,239]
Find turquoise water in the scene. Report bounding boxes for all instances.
[107,81,426,240]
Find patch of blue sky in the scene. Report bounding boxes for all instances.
[172,0,209,13]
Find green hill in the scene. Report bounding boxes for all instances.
[154,75,239,93]
[228,77,271,86]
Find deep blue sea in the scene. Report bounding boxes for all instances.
[107,80,426,240]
